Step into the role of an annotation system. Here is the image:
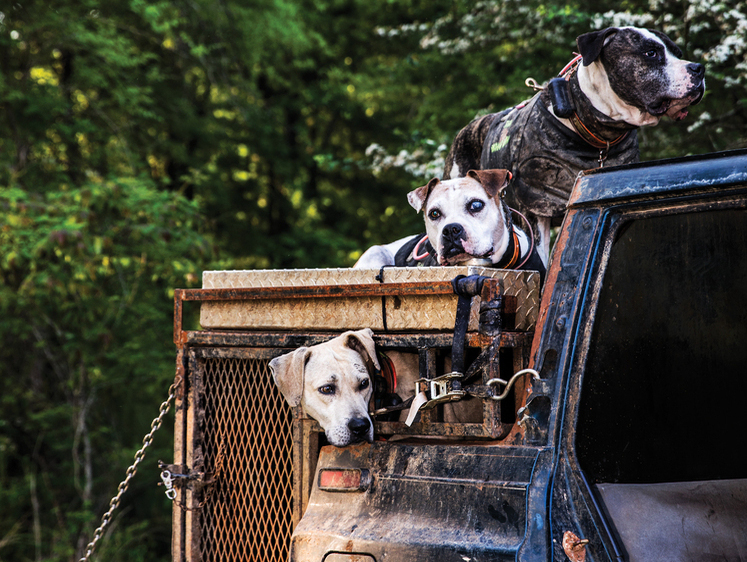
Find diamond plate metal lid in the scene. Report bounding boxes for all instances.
[200,267,539,332]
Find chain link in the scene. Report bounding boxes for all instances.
[79,376,182,562]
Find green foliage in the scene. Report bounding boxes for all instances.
[0,179,210,561]
[0,0,745,559]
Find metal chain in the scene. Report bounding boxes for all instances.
[79,375,182,562]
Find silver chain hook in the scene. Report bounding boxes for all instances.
[525,77,544,91]
[78,376,181,562]
[487,368,540,401]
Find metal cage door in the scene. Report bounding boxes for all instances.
[172,346,318,562]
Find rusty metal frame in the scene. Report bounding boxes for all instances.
[173,279,508,346]
[373,331,532,439]
[172,278,531,441]
[171,277,533,561]
[172,348,188,562]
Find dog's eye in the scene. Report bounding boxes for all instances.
[359,379,370,390]
[318,384,336,396]
[428,208,442,221]
[644,49,659,58]
[468,199,485,214]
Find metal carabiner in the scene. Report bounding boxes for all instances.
[160,470,177,500]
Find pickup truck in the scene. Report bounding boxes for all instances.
[170,149,747,562]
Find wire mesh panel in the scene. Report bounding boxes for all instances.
[198,354,294,562]
[173,331,530,561]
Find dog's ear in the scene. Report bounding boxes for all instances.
[647,29,682,58]
[269,347,311,407]
[577,27,618,66]
[467,169,512,199]
[408,178,440,212]
[342,328,380,372]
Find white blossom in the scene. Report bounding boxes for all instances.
[365,142,448,179]
[371,0,747,159]
[687,111,713,132]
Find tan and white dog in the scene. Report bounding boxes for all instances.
[269,329,379,447]
[355,169,546,282]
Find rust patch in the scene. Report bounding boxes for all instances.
[528,209,578,367]
[562,531,589,562]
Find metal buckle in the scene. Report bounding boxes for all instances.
[416,372,466,410]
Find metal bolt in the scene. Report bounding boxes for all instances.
[555,315,566,331]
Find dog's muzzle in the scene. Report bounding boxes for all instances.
[347,416,371,442]
[648,63,706,116]
[441,223,467,258]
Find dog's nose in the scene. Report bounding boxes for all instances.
[442,223,466,244]
[687,62,705,80]
[347,417,370,437]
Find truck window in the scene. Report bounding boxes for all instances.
[576,208,747,484]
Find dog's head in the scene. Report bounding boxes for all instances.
[576,26,705,126]
[269,328,378,447]
[407,169,512,266]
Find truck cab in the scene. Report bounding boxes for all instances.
[290,149,747,561]
[170,149,747,562]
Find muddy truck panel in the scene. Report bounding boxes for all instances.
[293,149,747,562]
[292,444,548,561]
[548,149,747,562]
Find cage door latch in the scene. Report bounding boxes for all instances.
[158,461,207,497]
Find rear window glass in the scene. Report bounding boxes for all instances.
[576,209,747,483]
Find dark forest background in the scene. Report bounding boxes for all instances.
[1,0,745,559]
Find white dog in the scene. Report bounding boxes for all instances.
[269,329,379,447]
[355,169,546,282]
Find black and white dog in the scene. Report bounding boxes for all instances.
[443,27,706,263]
[354,169,546,284]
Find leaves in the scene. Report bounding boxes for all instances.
[0,179,210,561]
[0,0,745,559]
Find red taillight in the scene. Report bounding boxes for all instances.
[318,468,370,492]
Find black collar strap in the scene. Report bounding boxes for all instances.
[565,69,634,149]
[493,228,521,269]
[568,111,629,150]
[376,351,397,393]
[413,235,437,262]
[395,233,438,267]
[493,199,521,270]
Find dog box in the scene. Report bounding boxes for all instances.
[172,266,540,562]
[199,266,540,333]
